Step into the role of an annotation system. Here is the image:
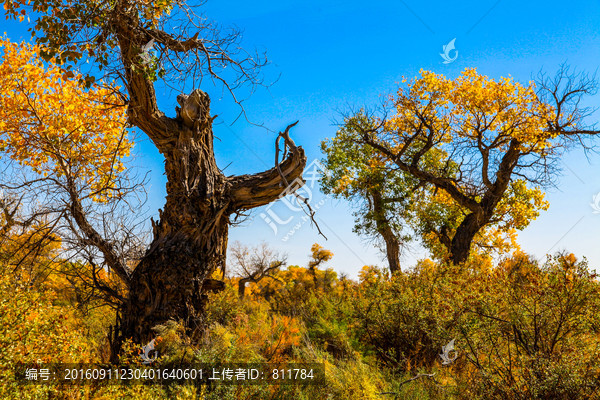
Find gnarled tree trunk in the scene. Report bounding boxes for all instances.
[118,91,229,346]
[448,213,483,265]
[97,20,309,360]
[111,89,306,359]
[448,141,520,265]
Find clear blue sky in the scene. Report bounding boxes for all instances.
[4,1,600,277]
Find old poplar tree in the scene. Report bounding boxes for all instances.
[2,0,307,356]
[340,68,598,265]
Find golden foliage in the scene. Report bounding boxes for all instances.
[387,68,556,152]
[0,38,131,202]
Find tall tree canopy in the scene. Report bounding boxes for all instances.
[344,68,596,264]
[321,111,542,269]
[2,0,308,358]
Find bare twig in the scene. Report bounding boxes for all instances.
[274,121,327,240]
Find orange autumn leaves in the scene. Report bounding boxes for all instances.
[0,37,131,202]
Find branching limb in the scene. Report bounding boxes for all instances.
[65,177,131,285]
[228,122,306,210]
[111,12,179,153]
[89,258,127,304]
[360,128,480,212]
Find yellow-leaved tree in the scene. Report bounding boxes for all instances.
[346,67,597,264]
[0,37,139,316]
[0,38,131,201]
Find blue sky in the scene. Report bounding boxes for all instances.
[4,0,600,277]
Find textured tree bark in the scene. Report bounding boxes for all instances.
[382,232,401,274]
[448,213,482,265]
[111,90,306,360]
[103,17,308,359]
[371,190,401,274]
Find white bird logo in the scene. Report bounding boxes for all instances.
[140,339,158,364]
[439,338,458,365]
[590,192,600,214]
[140,39,156,65]
[440,38,458,64]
